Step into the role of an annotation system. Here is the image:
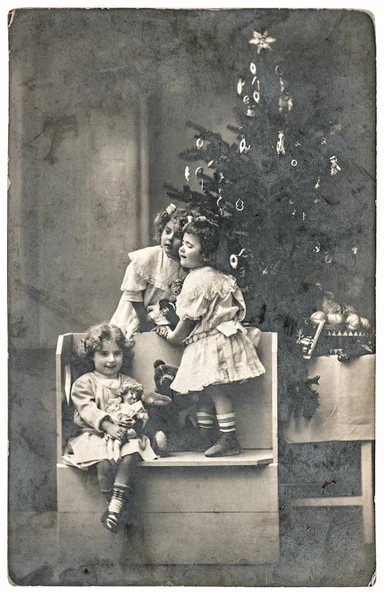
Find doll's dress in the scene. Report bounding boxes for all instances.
[63,372,157,469]
[110,245,188,339]
[170,267,266,395]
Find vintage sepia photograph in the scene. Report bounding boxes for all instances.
[7,5,376,587]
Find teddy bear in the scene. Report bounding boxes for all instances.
[144,359,202,454]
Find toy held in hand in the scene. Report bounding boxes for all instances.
[158,299,179,330]
[105,382,148,462]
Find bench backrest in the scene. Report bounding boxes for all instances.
[56,330,278,462]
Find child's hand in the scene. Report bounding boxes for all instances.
[102,420,127,441]
[156,325,171,339]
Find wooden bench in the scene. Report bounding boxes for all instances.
[56,331,279,565]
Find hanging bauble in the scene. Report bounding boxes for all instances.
[243,95,250,105]
[324,253,333,264]
[346,313,361,331]
[310,311,327,324]
[250,62,257,74]
[239,138,251,154]
[195,167,204,178]
[237,77,245,95]
[196,138,204,150]
[330,155,341,176]
[253,90,260,104]
[236,198,245,211]
[246,108,256,117]
[184,166,190,182]
[291,159,297,167]
[230,254,239,269]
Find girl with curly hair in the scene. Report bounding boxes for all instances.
[110,204,198,339]
[63,323,157,534]
[157,217,265,458]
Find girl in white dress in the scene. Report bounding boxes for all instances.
[110,204,197,339]
[157,216,265,457]
[63,323,157,533]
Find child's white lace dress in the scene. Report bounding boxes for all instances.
[170,266,265,394]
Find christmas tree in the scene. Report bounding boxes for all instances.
[165,29,373,420]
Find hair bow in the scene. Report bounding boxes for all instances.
[165,203,177,215]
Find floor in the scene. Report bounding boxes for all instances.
[8,505,375,587]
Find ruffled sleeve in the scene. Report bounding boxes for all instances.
[71,375,110,432]
[120,261,147,302]
[176,267,238,321]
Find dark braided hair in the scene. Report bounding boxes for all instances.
[182,216,221,265]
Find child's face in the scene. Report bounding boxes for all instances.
[179,232,204,269]
[94,340,123,378]
[160,219,182,260]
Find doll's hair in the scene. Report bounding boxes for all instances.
[182,216,220,264]
[153,203,200,241]
[73,322,134,376]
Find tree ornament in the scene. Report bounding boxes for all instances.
[352,246,358,265]
[243,95,250,105]
[325,253,333,264]
[346,313,361,331]
[315,177,320,189]
[249,30,276,53]
[253,90,260,104]
[250,62,257,75]
[313,242,321,253]
[196,138,204,150]
[279,92,293,113]
[184,166,190,182]
[330,155,341,176]
[237,77,245,95]
[195,167,204,178]
[229,248,246,270]
[246,108,256,117]
[275,65,283,77]
[236,198,245,211]
[239,138,251,154]
[276,131,286,155]
[291,159,297,167]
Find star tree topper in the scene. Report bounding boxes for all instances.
[249,30,276,53]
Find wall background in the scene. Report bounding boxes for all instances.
[8,8,375,511]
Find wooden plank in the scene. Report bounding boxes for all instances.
[56,334,73,463]
[133,512,279,564]
[137,464,278,513]
[271,332,278,463]
[290,496,364,507]
[56,512,278,567]
[361,440,374,544]
[139,449,273,467]
[58,462,278,514]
